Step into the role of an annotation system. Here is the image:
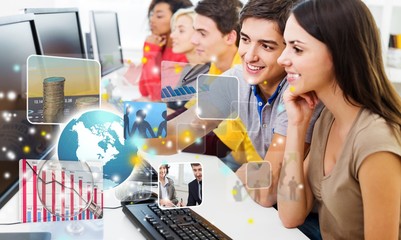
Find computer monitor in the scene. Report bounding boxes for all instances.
[89,11,124,76]
[0,14,58,209]
[24,8,87,59]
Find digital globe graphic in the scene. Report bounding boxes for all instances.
[58,110,136,189]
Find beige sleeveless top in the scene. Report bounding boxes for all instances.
[308,108,401,239]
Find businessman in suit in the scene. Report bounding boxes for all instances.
[187,163,202,206]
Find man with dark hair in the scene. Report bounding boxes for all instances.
[187,163,202,206]
[179,0,244,162]
[191,0,243,74]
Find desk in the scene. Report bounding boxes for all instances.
[0,152,307,240]
[111,151,309,240]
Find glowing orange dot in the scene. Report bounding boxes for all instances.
[23,146,30,153]
[142,57,148,64]
[174,64,183,74]
[144,45,150,52]
[101,93,109,100]
[130,155,142,166]
[231,189,237,196]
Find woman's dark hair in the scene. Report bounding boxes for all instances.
[148,0,193,17]
[293,0,401,138]
[240,0,298,35]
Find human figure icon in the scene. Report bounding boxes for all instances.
[157,110,167,137]
[130,109,156,138]
[124,106,131,140]
[279,162,286,190]
[233,180,243,202]
[288,176,298,201]
[253,180,261,203]
[105,79,115,99]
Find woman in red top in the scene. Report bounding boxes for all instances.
[139,0,193,101]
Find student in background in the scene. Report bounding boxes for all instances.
[168,0,242,113]
[167,7,209,110]
[139,0,193,101]
[158,164,179,207]
[277,0,401,239]
[191,0,243,75]
[187,163,202,206]
[179,0,249,165]
[170,7,202,65]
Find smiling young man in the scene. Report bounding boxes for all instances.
[206,0,302,201]
[204,1,323,238]
[187,163,203,206]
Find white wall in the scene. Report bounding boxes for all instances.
[0,0,55,16]
[78,0,153,64]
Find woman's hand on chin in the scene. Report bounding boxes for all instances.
[283,88,319,127]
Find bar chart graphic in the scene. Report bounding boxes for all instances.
[160,61,210,102]
[19,159,103,223]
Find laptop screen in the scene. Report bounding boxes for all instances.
[0,14,58,209]
[24,8,87,59]
[90,11,124,77]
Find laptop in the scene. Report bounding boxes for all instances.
[0,13,59,210]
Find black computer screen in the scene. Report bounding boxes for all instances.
[0,14,57,209]
[25,8,87,59]
[91,11,124,76]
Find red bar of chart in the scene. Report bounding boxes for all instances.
[19,159,103,223]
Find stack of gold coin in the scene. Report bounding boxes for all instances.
[43,77,65,123]
[75,96,99,112]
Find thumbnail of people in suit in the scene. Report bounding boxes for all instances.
[187,163,202,206]
[158,164,179,207]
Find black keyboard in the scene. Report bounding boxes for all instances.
[123,203,232,240]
